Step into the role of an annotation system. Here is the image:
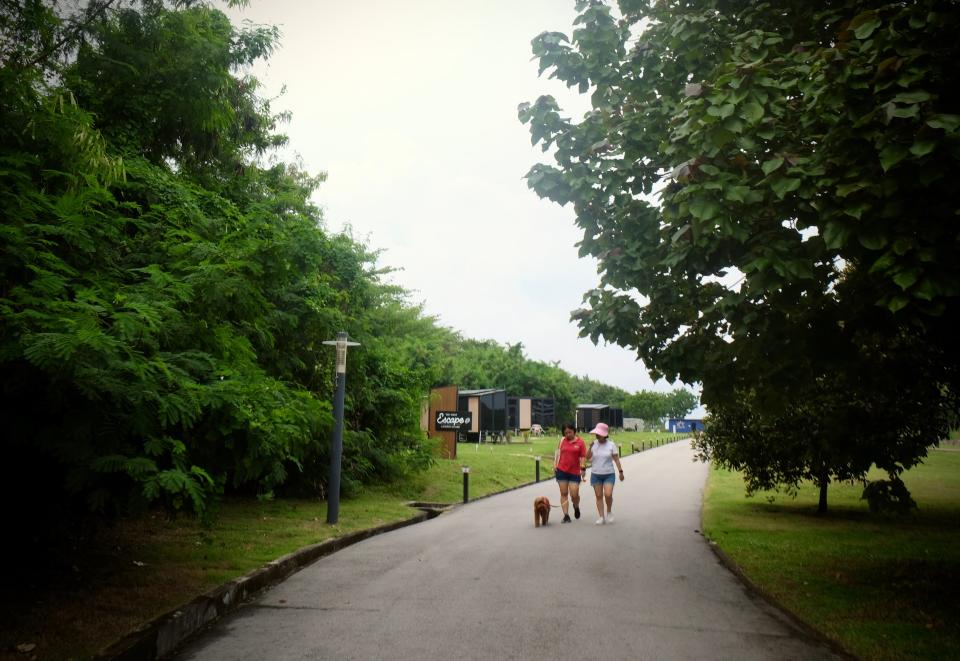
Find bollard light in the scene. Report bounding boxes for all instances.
[462,465,470,503]
[535,456,541,483]
[321,332,360,525]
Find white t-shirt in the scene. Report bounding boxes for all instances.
[590,439,619,475]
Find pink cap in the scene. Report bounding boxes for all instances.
[588,422,609,436]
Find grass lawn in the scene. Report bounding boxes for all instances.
[702,448,960,660]
[0,493,419,661]
[0,431,685,660]
[401,430,683,503]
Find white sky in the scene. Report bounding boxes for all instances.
[224,0,698,399]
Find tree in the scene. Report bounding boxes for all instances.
[664,388,699,420]
[0,0,440,545]
[520,1,960,508]
[622,388,697,427]
[697,319,957,511]
[622,390,664,425]
[569,374,629,412]
[444,339,578,423]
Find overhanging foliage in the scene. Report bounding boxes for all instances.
[521,0,960,509]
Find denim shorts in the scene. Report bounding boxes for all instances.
[590,472,616,486]
[555,469,582,483]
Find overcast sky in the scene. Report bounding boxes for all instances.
[224,1,699,401]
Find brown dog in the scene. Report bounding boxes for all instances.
[534,496,551,527]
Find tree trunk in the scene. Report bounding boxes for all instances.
[817,467,829,514]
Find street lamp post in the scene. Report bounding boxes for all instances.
[322,332,360,525]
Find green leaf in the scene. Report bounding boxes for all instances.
[887,295,909,312]
[689,197,720,220]
[913,278,940,301]
[708,103,735,119]
[709,128,735,148]
[892,237,914,255]
[770,177,801,199]
[879,145,909,172]
[822,222,851,250]
[740,101,764,124]
[892,91,931,104]
[888,104,919,119]
[869,251,897,274]
[893,269,919,290]
[761,157,784,175]
[843,201,872,219]
[909,140,937,157]
[858,229,888,250]
[723,116,745,134]
[836,182,868,197]
[724,185,750,203]
[853,16,881,40]
[926,114,960,131]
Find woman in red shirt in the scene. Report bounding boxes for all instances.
[554,423,587,523]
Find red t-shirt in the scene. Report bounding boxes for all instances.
[556,436,586,475]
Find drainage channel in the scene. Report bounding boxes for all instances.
[406,501,454,518]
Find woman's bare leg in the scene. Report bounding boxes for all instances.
[569,480,580,510]
[558,480,570,516]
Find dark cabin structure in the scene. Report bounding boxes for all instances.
[576,404,624,432]
[609,407,624,429]
[507,396,556,431]
[576,404,608,432]
[458,388,507,442]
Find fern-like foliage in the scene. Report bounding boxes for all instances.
[1,1,448,535]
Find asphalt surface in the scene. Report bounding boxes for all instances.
[175,441,840,660]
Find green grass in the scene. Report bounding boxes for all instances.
[702,448,960,660]
[398,431,685,502]
[0,493,420,661]
[0,432,687,661]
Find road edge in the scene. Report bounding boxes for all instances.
[699,489,858,660]
[95,511,431,661]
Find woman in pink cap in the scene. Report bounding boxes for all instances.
[586,422,624,524]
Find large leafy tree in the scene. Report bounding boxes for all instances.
[0,0,440,548]
[521,1,959,508]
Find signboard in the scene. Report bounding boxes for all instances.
[435,410,472,430]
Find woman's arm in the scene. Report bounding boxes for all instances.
[613,451,624,480]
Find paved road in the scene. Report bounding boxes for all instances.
[176,441,839,660]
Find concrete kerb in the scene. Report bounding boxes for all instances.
[96,511,434,661]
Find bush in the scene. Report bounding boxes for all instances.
[862,477,918,515]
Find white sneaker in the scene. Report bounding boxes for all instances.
[606,514,614,523]
[595,516,605,525]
